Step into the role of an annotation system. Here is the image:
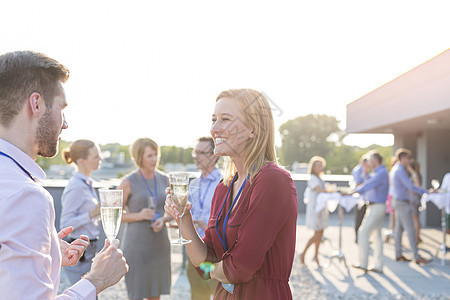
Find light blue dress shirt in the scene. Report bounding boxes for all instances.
[390,163,427,201]
[356,165,389,203]
[60,172,100,240]
[188,168,222,238]
[352,164,365,185]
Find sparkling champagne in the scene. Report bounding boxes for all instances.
[170,183,189,217]
[101,207,122,241]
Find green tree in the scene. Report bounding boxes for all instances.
[279,114,343,167]
[326,144,393,174]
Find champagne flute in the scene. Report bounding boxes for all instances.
[99,189,123,242]
[169,172,191,245]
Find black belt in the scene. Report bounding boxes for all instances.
[367,202,384,205]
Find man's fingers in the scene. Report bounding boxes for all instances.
[67,244,86,253]
[69,238,90,249]
[79,235,89,242]
[99,238,111,253]
[57,226,73,239]
[111,239,120,248]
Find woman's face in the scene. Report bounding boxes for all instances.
[141,146,158,171]
[210,97,253,158]
[83,146,102,172]
[313,161,323,174]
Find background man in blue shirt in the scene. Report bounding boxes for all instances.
[187,136,221,300]
[351,151,389,273]
[391,148,430,264]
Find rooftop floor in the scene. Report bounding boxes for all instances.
[59,213,450,299]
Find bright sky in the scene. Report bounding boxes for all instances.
[1,1,449,148]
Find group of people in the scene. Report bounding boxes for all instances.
[0,50,446,300]
[299,148,435,273]
[0,51,298,299]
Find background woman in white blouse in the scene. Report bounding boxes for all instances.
[60,139,102,284]
[300,156,329,267]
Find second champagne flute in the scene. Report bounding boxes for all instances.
[99,189,123,242]
[169,172,191,245]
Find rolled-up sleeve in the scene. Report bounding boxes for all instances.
[222,171,295,283]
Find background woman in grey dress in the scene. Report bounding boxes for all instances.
[60,139,102,284]
[119,138,172,300]
[299,156,329,267]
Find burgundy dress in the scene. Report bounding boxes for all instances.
[199,163,298,299]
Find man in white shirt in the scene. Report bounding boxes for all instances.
[0,50,128,299]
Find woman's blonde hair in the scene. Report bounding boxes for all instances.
[216,89,277,186]
[130,138,160,168]
[62,139,96,164]
[308,156,326,177]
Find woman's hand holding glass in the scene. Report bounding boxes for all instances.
[164,187,192,221]
[151,217,164,232]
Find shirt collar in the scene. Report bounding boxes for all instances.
[0,138,46,182]
[73,171,93,185]
[373,165,384,173]
[201,168,221,182]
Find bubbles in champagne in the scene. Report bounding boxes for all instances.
[170,183,189,217]
[101,206,122,241]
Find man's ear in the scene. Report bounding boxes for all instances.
[28,92,42,117]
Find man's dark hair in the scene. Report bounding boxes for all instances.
[368,150,383,165]
[198,136,215,152]
[395,148,412,161]
[0,51,70,127]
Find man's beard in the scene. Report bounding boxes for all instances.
[36,109,60,158]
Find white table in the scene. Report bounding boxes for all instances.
[421,192,450,266]
[316,192,363,266]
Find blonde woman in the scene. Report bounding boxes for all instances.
[119,138,171,300]
[165,89,298,299]
[60,139,102,284]
[299,156,329,267]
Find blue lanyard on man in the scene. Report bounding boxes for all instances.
[215,172,249,294]
[0,151,36,182]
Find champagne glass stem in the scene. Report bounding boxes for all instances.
[178,218,183,241]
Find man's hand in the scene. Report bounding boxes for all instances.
[84,239,129,294]
[58,227,90,267]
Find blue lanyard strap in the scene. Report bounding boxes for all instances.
[199,177,214,210]
[138,169,158,200]
[215,173,249,252]
[0,151,36,182]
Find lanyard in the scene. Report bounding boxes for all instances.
[139,169,158,200]
[80,177,97,199]
[198,176,214,210]
[0,151,35,182]
[215,173,248,252]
